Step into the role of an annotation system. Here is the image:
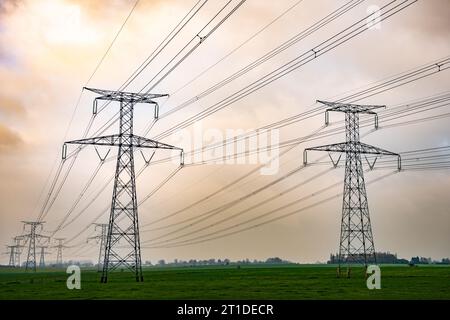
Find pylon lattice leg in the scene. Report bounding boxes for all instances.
[101,101,143,283]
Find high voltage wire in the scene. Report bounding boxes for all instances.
[62,161,155,243]
[147,60,449,166]
[95,0,245,115]
[59,87,450,247]
[55,0,426,222]
[33,0,212,226]
[41,0,250,231]
[143,92,450,167]
[48,160,106,237]
[63,146,296,246]
[92,0,364,140]
[159,0,366,119]
[151,0,418,141]
[142,167,332,237]
[35,0,142,222]
[141,143,302,227]
[37,1,344,250]
[142,0,248,93]
[59,60,442,244]
[136,108,449,244]
[141,148,450,246]
[141,171,399,249]
[86,0,141,84]
[35,0,434,251]
[63,164,182,245]
[22,0,424,238]
[170,0,307,96]
[144,162,312,233]
[94,0,209,115]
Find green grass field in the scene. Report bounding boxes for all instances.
[0,264,449,300]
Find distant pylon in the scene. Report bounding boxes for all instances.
[38,245,51,268]
[22,221,49,272]
[63,87,184,283]
[88,223,108,272]
[52,238,67,267]
[303,100,401,277]
[14,236,25,267]
[6,245,15,267]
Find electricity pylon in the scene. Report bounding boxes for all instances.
[52,238,67,267]
[5,237,24,267]
[6,245,15,267]
[63,87,184,283]
[303,100,401,277]
[38,245,51,268]
[13,236,25,267]
[22,221,49,272]
[87,223,108,272]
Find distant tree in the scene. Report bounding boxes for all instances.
[265,257,283,264]
[158,259,165,266]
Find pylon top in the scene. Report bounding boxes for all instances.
[21,221,45,225]
[84,87,168,104]
[317,100,385,113]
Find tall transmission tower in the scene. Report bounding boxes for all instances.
[52,238,67,267]
[63,87,184,283]
[38,245,51,268]
[303,100,401,277]
[87,223,108,272]
[6,245,15,267]
[13,236,25,267]
[22,221,49,272]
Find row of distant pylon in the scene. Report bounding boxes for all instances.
[4,221,101,271]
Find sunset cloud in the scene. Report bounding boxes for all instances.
[0,123,22,149]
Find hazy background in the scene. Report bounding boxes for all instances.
[0,0,449,264]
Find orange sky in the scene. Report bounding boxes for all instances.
[0,0,449,264]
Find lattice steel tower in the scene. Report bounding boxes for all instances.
[303,100,401,277]
[38,245,51,268]
[63,87,183,283]
[13,236,25,267]
[22,221,49,271]
[6,245,15,267]
[53,238,67,267]
[6,236,24,267]
[87,223,108,272]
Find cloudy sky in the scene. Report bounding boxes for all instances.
[0,0,449,265]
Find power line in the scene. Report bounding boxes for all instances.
[94,0,209,115]
[152,0,418,141]
[86,0,141,84]
[170,0,307,96]
[142,171,398,249]
[142,0,248,93]
[158,0,365,120]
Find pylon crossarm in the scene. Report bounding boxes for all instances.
[304,142,400,169]
[84,87,168,104]
[63,134,182,158]
[305,142,399,155]
[317,100,386,113]
[131,135,183,151]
